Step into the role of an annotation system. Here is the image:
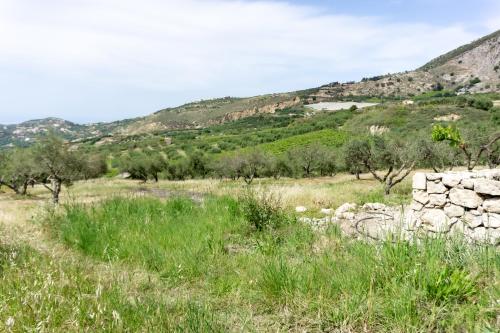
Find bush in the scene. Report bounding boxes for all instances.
[240,190,290,231]
[469,77,481,85]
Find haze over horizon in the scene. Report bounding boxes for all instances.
[1,0,499,125]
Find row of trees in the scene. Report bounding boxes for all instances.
[0,133,107,203]
[1,127,498,202]
[117,127,499,195]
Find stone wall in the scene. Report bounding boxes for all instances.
[410,169,500,244]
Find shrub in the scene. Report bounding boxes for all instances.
[240,190,290,231]
[469,77,481,85]
[424,266,477,304]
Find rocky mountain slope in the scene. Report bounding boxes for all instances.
[312,30,500,100]
[2,30,499,147]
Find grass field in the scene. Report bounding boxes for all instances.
[0,174,499,331]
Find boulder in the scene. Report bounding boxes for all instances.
[412,173,427,190]
[444,204,465,217]
[482,213,500,228]
[420,209,451,233]
[427,181,447,194]
[428,194,447,207]
[483,198,500,213]
[449,188,483,209]
[473,179,500,196]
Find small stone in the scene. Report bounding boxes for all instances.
[444,204,465,217]
[483,198,500,213]
[461,179,474,189]
[428,194,447,207]
[482,213,500,228]
[320,208,333,215]
[473,179,500,196]
[463,212,483,228]
[426,173,444,181]
[442,174,462,187]
[449,188,483,209]
[412,173,427,190]
[413,190,429,205]
[334,203,357,218]
[427,181,447,194]
[295,206,307,213]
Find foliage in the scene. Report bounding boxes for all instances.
[32,132,86,203]
[432,125,463,147]
[240,190,290,231]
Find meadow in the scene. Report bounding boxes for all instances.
[0,175,499,332]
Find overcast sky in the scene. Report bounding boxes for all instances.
[0,0,499,124]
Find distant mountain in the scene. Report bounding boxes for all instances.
[2,30,499,147]
[0,117,132,147]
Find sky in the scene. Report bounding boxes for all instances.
[0,0,499,124]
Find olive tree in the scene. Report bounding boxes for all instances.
[0,148,37,195]
[343,139,367,179]
[288,144,330,178]
[119,152,168,182]
[33,133,84,204]
[356,136,420,195]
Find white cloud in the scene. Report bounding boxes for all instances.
[0,0,489,122]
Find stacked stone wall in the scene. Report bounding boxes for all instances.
[410,169,500,244]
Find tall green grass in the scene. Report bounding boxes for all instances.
[32,196,500,331]
[0,242,225,332]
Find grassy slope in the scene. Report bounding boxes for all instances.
[3,195,494,332]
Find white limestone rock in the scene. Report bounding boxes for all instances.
[420,209,450,233]
[320,208,333,215]
[460,179,474,189]
[482,213,500,228]
[428,194,447,207]
[483,198,500,213]
[413,190,429,205]
[463,212,483,228]
[295,206,307,213]
[334,203,357,218]
[412,173,427,190]
[444,204,465,217]
[442,174,462,188]
[426,173,444,181]
[427,181,447,194]
[473,179,500,196]
[449,188,483,209]
[410,201,424,211]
